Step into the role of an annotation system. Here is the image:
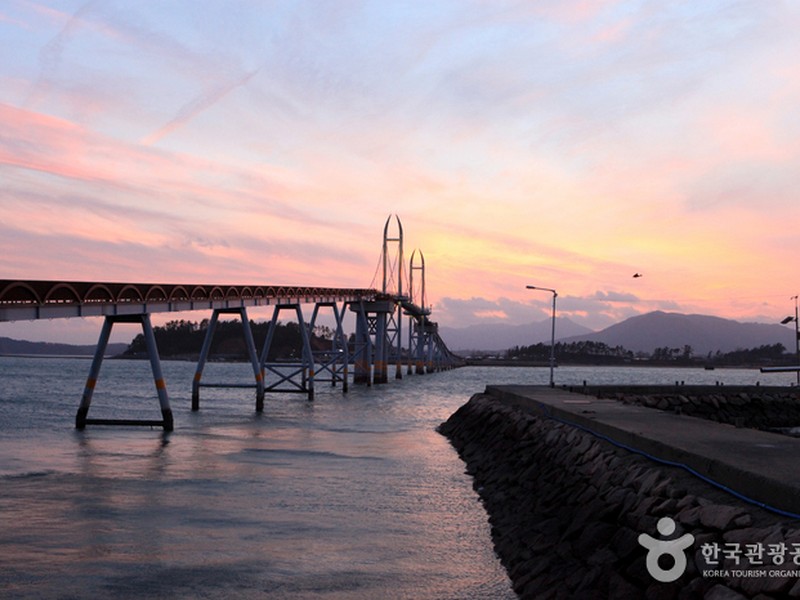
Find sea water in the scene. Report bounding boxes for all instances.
[0,357,793,599]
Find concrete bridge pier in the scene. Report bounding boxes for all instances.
[350,301,373,386]
[406,317,418,375]
[392,309,403,381]
[410,319,423,375]
[426,329,437,373]
[374,311,389,384]
[351,299,396,385]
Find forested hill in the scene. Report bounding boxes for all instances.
[505,340,792,367]
[0,336,128,357]
[123,319,334,360]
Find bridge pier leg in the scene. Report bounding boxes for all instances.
[239,308,266,410]
[406,316,414,375]
[416,341,426,374]
[338,301,350,392]
[75,315,113,429]
[350,302,372,386]
[295,303,315,401]
[374,313,388,384]
[426,333,436,373]
[411,320,425,375]
[192,310,219,411]
[76,314,173,431]
[394,305,403,380]
[259,305,279,404]
[142,314,174,430]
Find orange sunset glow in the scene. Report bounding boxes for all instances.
[2,1,800,343]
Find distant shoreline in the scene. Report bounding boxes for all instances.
[0,353,103,359]
[0,354,783,371]
[464,358,764,370]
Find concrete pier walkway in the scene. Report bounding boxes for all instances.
[485,385,800,517]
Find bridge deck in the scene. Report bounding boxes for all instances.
[0,279,381,322]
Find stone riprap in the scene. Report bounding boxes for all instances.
[578,385,800,431]
[439,391,800,599]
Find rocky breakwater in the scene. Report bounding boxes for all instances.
[439,392,800,599]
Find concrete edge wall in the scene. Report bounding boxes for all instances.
[486,385,800,516]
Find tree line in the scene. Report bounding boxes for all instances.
[504,341,793,366]
[123,319,335,360]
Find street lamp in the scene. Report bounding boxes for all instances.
[780,295,800,386]
[526,285,557,388]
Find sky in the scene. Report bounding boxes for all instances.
[2,0,800,344]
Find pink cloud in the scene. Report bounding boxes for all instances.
[0,103,284,204]
[0,101,382,288]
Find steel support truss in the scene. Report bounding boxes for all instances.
[75,314,174,431]
[191,307,265,412]
[309,302,349,393]
[258,303,316,401]
[191,302,352,410]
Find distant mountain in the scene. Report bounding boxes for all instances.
[439,317,594,353]
[0,336,128,357]
[559,311,795,355]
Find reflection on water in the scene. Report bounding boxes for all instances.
[0,358,793,599]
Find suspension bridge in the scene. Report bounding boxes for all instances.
[0,216,463,431]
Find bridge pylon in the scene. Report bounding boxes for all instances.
[350,215,406,385]
[407,249,429,375]
[381,214,405,381]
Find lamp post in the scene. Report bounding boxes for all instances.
[780,295,800,386]
[526,285,557,388]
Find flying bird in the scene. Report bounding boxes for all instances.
[633,273,643,278]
